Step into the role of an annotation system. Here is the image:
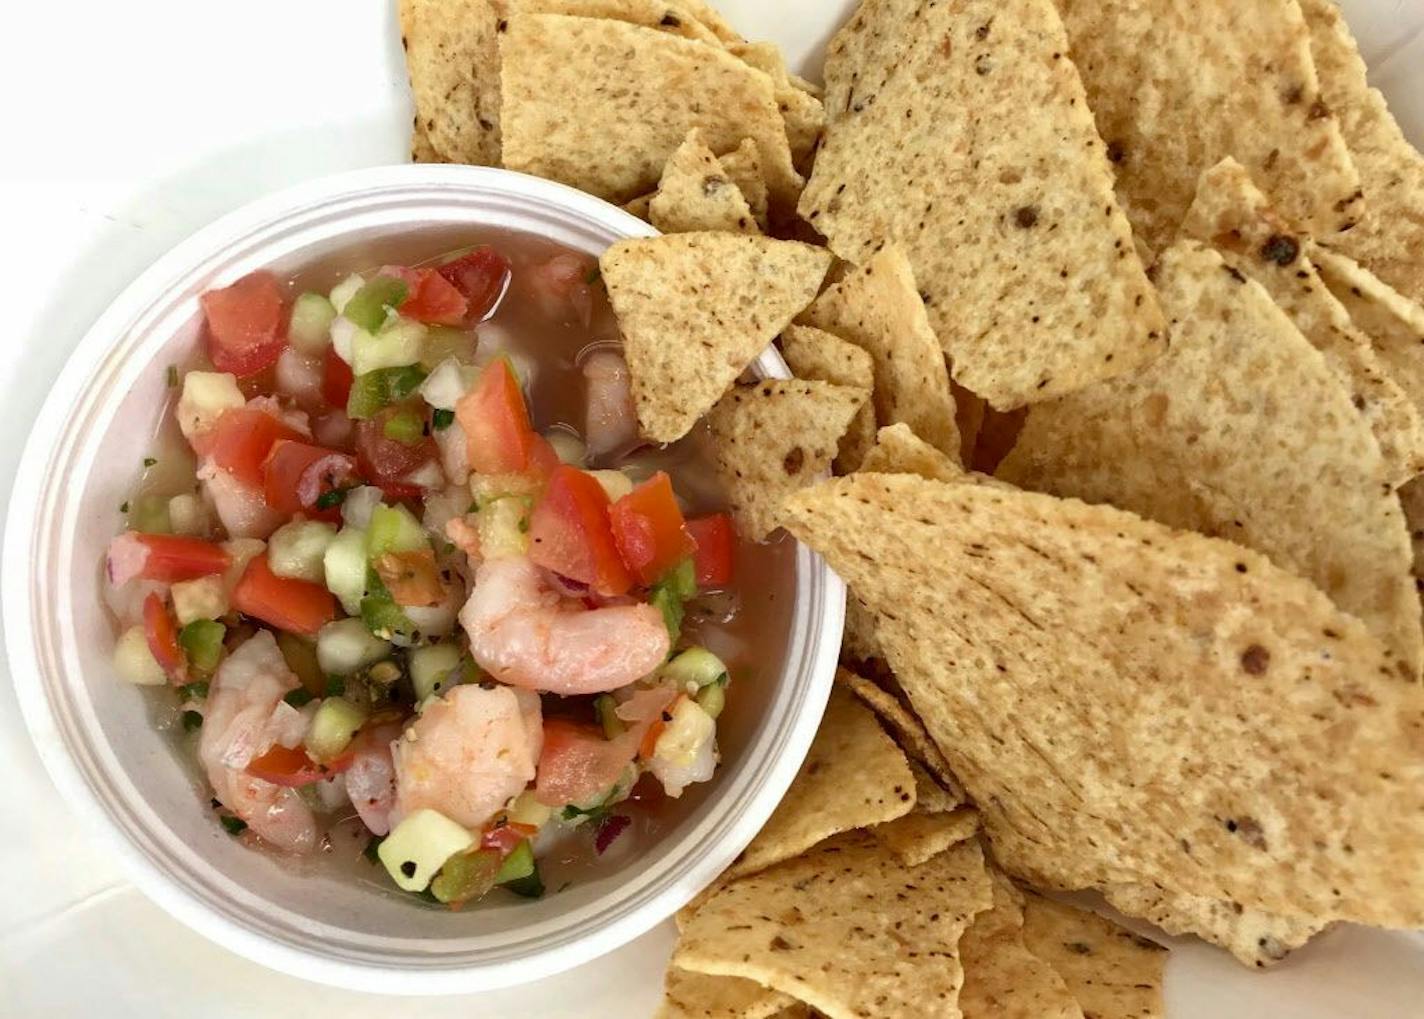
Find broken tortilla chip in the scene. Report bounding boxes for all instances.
[622,193,653,221]
[998,239,1422,678]
[400,0,503,166]
[716,138,770,231]
[780,473,1424,928]
[842,597,883,663]
[873,807,981,867]
[958,873,1084,1019]
[667,0,741,43]
[779,324,876,472]
[657,969,798,1019]
[1020,895,1166,1019]
[1180,157,1424,485]
[706,379,867,541]
[840,667,964,799]
[729,41,825,171]
[676,834,993,1019]
[410,121,445,164]
[600,232,831,443]
[802,0,1166,410]
[1055,0,1362,254]
[726,684,914,879]
[858,423,966,483]
[650,130,759,235]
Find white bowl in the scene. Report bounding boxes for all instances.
[2,165,844,995]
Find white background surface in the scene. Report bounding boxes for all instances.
[2,2,1423,1016]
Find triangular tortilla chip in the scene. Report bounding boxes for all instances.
[780,473,1424,928]
[666,0,740,43]
[517,0,723,41]
[998,239,1421,678]
[797,245,961,459]
[1020,895,1166,1019]
[959,874,1085,1019]
[725,684,914,879]
[858,423,965,483]
[953,382,987,466]
[1179,158,1424,485]
[675,834,993,1019]
[657,969,797,1019]
[1056,0,1362,255]
[1102,883,1326,969]
[600,233,832,443]
[650,130,759,235]
[840,667,964,799]
[779,324,876,472]
[802,0,1166,410]
[729,42,824,171]
[500,15,800,206]
[706,379,867,541]
[873,807,981,867]
[400,0,503,165]
[621,193,652,221]
[717,138,769,231]
[842,597,882,663]
[410,120,445,164]
[1403,476,1424,583]
[1301,0,1424,306]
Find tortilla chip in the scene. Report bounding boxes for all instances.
[873,807,981,867]
[717,138,770,231]
[858,423,965,483]
[1103,883,1326,969]
[839,668,965,799]
[666,0,741,43]
[1301,0,1424,306]
[958,874,1084,1019]
[500,15,800,206]
[802,0,1166,410]
[410,121,445,164]
[706,379,868,541]
[622,193,653,220]
[400,0,503,166]
[1179,158,1424,484]
[650,130,760,235]
[1020,895,1166,1019]
[779,324,876,472]
[726,684,914,879]
[780,473,1424,927]
[1056,0,1362,256]
[657,969,798,1019]
[1403,476,1424,581]
[729,42,825,171]
[600,233,832,443]
[675,834,993,1019]
[842,597,883,663]
[797,245,961,459]
[998,239,1422,678]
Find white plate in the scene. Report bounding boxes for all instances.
[0,1,1421,1015]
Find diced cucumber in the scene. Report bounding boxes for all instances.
[360,592,417,645]
[178,619,226,676]
[170,575,228,625]
[113,625,166,685]
[568,763,638,814]
[167,493,211,537]
[409,643,464,702]
[268,520,337,583]
[304,695,368,761]
[658,558,697,600]
[367,503,429,558]
[502,862,545,899]
[316,618,392,675]
[476,496,530,560]
[469,471,541,508]
[127,494,172,534]
[378,808,475,892]
[420,326,478,370]
[649,558,697,640]
[588,469,633,503]
[506,790,553,829]
[662,647,729,690]
[347,365,428,420]
[276,632,324,693]
[495,840,536,884]
[430,848,501,905]
[419,357,478,410]
[329,273,365,314]
[595,694,625,739]
[544,429,587,467]
[323,527,368,615]
[352,317,427,376]
[176,371,244,443]
[382,408,425,444]
[695,680,726,720]
[288,292,337,355]
[343,275,408,333]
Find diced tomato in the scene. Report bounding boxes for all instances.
[322,346,354,409]
[457,359,535,475]
[208,407,305,489]
[142,593,186,684]
[201,272,287,377]
[263,440,361,521]
[535,719,637,808]
[391,267,469,325]
[609,472,696,586]
[354,409,438,487]
[231,554,338,635]
[437,247,511,322]
[373,549,445,607]
[107,533,231,587]
[687,513,736,589]
[528,466,632,596]
[528,433,562,479]
[480,822,538,857]
[246,743,352,788]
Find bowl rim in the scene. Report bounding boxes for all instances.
[2,163,845,994]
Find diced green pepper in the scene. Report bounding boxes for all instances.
[343,276,408,333]
[595,694,625,739]
[361,592,417,644]
[430,848,502,905]
[659,558,697,601]
[219,815,247,836]
[662,647,729,689]
[178,619,226,676]
[495,840,537,884]
[649,558,697,640]
[347,365,428,420]
[382,407,426,445]
[650,586,685,641]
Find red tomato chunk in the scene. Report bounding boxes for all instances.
[609,472,696,586]
[355,409,438,488]
[143,592,186,683]
[437,247,511,323]
[529,465,632,597]
[231,554,337,636]
[321,346,354,410]
[264,440,361,520]
[457,359,535,475]
[535,719,636,808]
[246,744,351,787]
[201,272,287,377]
[108,532,230,586]
[209,407,305,489]
[687,513,736,589]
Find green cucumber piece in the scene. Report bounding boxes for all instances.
[343,276,408,333]
[695,680,726,720]
[595,694,625,739]
[430,848,502,905]
[360,591,417,645]
[495,840,536,884]
[288,292,337,354]
[316,618,392,675]
[382,407,425,445]
[329,273,365,313]
[419,326,477,369]
[502,860,545,899]
[304,695,368,761]
[346,365,428,420]
[323,527,369,616]
[662,647,728,689]
[352,317,427,376]
[127,494,172,535]
[409,642,464,702]
[178,619,226,677]
[378,808,475,892]
[367,504,429,558]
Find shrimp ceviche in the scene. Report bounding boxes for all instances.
[105,233,753,907]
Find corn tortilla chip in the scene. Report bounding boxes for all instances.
[1403,477,1424,583]
[958,873,1084,1019]
[969,405,1028,475]
[873,808,981,867]
[410,121,445,164]
[517,0,724,41]
[400,0,503,166]
[706,379,868,542]
[676,834,993,1019]
[657,969,798,1019]
[998,239,1422,678]
[1180,158,1424,485]
[802,0,1166,410]
[622,193,653,221]
[729,42,825,171]
[667,0,740,43]
[500,16,800,206]
[725,684,914,880]
[842,597,883,663]
[905,759,960,816]
[600,233,831,443]
[953,382,987,467]
[716,139,769,231]
[1102,883,1326,969]
[1302,0,1424,306]
[797,246,961,460]
[1056,0,1362,255]
[858,423,966,483]
[650,131,759,235]
[779,324,876,472]
[780,473,1424,927]
[840,667,965,800]
[1020,895,1166,1019]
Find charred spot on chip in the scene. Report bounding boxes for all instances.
[769,935,794,951]
[1282,83,1305,105]
[1106,139,1127,164]
[660,12,681,27]
[701,175,728,197]
[782,446,803,472]
[1223,264,1247,284]
[974,53,994,75]
[1064,940,1094,955]
[1307,98,1331,120]
[1240,644,1270,675]
[1259,234,1299,266]
[1014,205,1039,229]
[975,20,992,39]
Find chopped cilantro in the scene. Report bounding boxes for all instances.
[165,365,179,388]
[284,688,314,708]
[315,486,350,510]
[142,457,157,468]
[324,676,346,697]
[584,265,601,285]
[432,408,456,431]
[119,501,129,514]
[219,815,248,836]
[181,709,203,732]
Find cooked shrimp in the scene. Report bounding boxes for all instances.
[582,349,638,460]
[198,632,317,853]
[392,684,543,830]
[460,556,671,694]
[344,721,402,836]
[528,252,594,326]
